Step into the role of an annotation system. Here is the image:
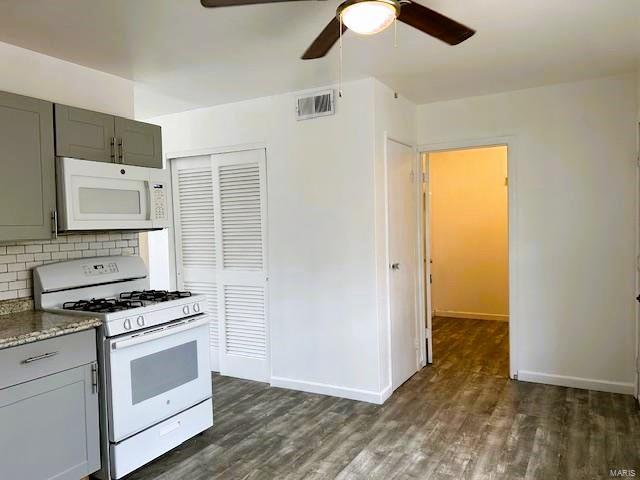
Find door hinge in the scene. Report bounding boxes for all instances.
[91,362,99,394]
[505,176,509,186]
[422,172,428,183]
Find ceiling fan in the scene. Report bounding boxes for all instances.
[200,0,475,59]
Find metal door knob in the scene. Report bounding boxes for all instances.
[391,263,400,270]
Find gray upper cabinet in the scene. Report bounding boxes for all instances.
[55,104,116,163]
[0,91,55,242]
[55,103,162,168]
[115,116,163,168]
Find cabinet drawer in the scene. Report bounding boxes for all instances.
[0,329,96,390]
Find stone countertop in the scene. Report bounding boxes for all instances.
[0,310,101,350]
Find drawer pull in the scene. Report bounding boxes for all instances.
[21,351,59,364]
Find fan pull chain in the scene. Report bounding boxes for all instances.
[394,16,397,48]
[338,16,343,98]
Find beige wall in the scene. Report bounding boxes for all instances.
[429,146,509,320]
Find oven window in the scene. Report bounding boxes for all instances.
[130,341,198,405]
[79,187,141,214]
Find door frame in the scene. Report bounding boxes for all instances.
[384,135,424,391]
[636,121,640,401]
[418,135,519,379]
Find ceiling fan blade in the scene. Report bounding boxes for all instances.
[398,2,475,45]
[201,0,320,7]
[301,17,347,60]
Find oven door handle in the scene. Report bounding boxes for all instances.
[111,316,209,350]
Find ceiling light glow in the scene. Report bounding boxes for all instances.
[339,0,399,35]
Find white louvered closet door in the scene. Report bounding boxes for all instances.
[171,156,220,371]
[212,149,269,382]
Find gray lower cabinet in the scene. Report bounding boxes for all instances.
[55,103,162,168]
[0,330,100,480]
[115,117,163,168]
[0,91,56,242]
[54,104,116,163]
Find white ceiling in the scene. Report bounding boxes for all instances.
[0,0,638,118]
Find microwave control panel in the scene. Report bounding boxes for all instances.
[151,183,168,221]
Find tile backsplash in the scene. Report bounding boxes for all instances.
[0,233,139,301]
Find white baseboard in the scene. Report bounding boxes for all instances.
[517,370,634,395]
[435,310,509,322]
[379,384,393,403]
[270,376,389,404]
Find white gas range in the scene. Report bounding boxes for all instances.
[34,256,213,480]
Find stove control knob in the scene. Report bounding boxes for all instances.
[123,319,132,330]
[193,303,200,313]
[183,305,190,316]
[137,315,145,327]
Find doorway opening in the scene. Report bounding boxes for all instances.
[422,145,510,377]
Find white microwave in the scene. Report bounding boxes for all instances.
[56,157,170,232]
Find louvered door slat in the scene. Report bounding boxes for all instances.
[218,161,264,271]
[176,166,216,268]
[223,285,266,359]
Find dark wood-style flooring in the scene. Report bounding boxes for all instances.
[125,317,640,479]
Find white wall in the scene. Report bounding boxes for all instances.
[144,79,400,402]
[418,73,638,393]
[0,41,133,117]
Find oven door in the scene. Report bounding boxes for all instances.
[106,316,211,443]
[56,157,169,231]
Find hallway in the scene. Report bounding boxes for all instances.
[126,317,640,480]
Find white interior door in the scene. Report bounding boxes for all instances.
[171,156,220,371]
[212,149,269,383]
[387,139,420,390]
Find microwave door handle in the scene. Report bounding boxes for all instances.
[146,180,152,221]
[111,316,209,350]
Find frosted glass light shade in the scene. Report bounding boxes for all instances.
[340,1,398,35]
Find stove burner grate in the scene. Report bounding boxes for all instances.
[63,298,144,313]
[120,290,192,302]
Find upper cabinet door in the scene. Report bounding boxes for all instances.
[55,104,116,163]
[0,91,55,241]
[115,117,163,168]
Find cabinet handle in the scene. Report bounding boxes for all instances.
[118,138,124,164]
[110,136,117,163]
[21,351,59,364]
[91,362,99,394]
[51,209,58,239]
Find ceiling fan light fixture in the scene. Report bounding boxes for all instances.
[337,0,400,35]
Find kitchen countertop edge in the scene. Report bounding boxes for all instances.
[0,312,102,351]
